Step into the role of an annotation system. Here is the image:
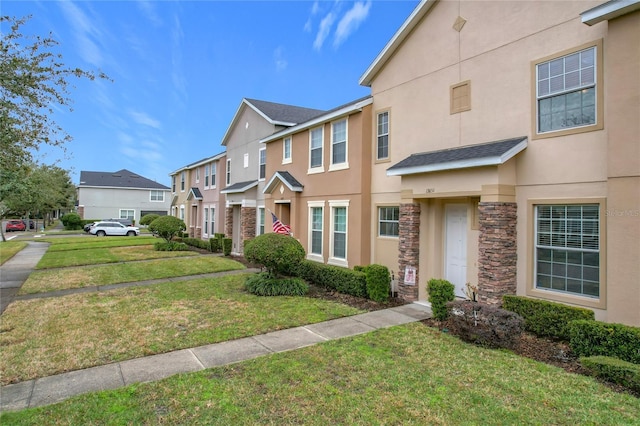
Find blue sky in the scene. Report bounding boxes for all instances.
[4,0,419,187]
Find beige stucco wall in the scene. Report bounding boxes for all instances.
[366,0,638,324]
[264,106,372,268]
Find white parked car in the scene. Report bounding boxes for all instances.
[89,221,140,237]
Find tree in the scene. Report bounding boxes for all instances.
[139,214,160,226]
[148,216,186,243]
[1,15,109,173]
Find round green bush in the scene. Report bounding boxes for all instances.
[60,212,82,230]
[148,216,186,243]
[245,273,309,296]
[364,264,391,303]
[243,233,305,277]
[139,213,160,226]
[427,278,455,321]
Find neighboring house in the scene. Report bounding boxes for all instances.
[169,152,226,238]
[358,0,639,325]
[221,98,324,254]
[261,96,373,269]
[77,169,170,224]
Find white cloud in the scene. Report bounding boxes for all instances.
[334,1,372,48]
[129,111,162,129]
[57,1,104,67]
[171,13,188,107]
[273,46,288,72]
[137,0,163,27]
[311,1,320,15]
[313,12,336,51]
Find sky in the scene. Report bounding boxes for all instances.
[4,0,420,187]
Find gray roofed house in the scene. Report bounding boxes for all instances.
[244,98,326,126]
[77,169,171,224]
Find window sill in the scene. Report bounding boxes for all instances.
[282,159,292,165]
[526,287,604,310]
[328,257,348,268]
[307,167,325,175]
[328,163,349,172]
[306,253,324,263]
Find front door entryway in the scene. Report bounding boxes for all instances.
[445,204,468,297]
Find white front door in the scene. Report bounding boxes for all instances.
[445,204,468,297]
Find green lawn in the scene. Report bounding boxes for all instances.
[0,240,27,265]
[2,323,638,425]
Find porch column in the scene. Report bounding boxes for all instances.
[398,202,421,301]
[477,202,517,305]
[240,207,256,253]
[225,207,233,238]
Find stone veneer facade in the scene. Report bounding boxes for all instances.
[240,207,256,252]
[397,203,421,301]
[477,202,517,305]
[225,206,233,238]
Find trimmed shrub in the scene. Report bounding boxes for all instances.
[295,260,367,298]
[154,241,189,251]
[502,295,594,340]
[183,237,209,250]
[445,300,524,349]
[60,213,82,230]
[243,233,304,276]
[149,216,186,243]
[139,214,160,226]
[568,320,640,364]
[209,237,220,253]
[580,356,640,393]
[245,273,309,296]
[359,264,391,303]
[222,238,232,256]
[427,279,455,321]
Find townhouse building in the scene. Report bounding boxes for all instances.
[358,0,639,325]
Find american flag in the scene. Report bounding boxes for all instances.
[271,212,291,235]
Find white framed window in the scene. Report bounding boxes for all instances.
[309,126,323,173]
[330,119,348,170]
[244,153,249,168]
[179,206,185,221]
[211,162,216,188]
[378,206,399,237]
[211,207,215,234]
[329,200,349,267]
[180,171,185,191]
[259,148,266,180]
[226,159,231,186]
[283,137,292,164]
[172,176,176,193]
[120,209,135,221]
[195,167,200,183]
[535,43,600,135]
[377,111,389,160]
[534,204,600,299]
[257,207,265,236]
[150,190,164,202]
[204,165,210,188]
[204,208,209,235]
[307,201,325,262]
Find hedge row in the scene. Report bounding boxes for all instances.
[354,264,391,302]
[580,356,640,394]
[295,260,367,298]
[179,235,232,256]
[502,295,594,340]
[569,320,640,364]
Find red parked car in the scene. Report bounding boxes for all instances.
[5,220,26,232]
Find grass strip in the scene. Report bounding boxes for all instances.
[22,255,245,294]
[43,236,158,252]
[0,241,27,265]
[0,274,362,384]
[2,323,639,424]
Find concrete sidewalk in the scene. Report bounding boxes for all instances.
[0,241,50,314]
[1,303,432,411]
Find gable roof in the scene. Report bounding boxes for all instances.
[359,0,437,87]
[169,151,226,176]
[387,137,528,176]
[221,98,326,146]
[187,187,203,201]
[78,169,170,190]
[263,171,304,193]
[220,180,259,194]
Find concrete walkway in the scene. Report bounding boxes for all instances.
[0,241,432,412]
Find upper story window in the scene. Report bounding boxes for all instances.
[377,111,389,160]
[195,167,200,183]
[204,165,210,188]
[150,190,164,202]
[226,159,231,186]
[331,119,347,167]
[309,127,323,171]
[259,148,266,180]
[180,171,185,191]
[535,42,602,136]
[211,162,216,188]
[283,137,292,164]
[172,176,176,193]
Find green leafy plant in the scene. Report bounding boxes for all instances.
[427,278,455,321]
[222,238,232,256]
[243,233,304,277]
[209,237,220,253]
[358,264,391,303]
[139,214,160,226]
[296,260,367,298]
[153,241,189,251]
[580,356,640,393]
[60,213,82,230]
[569,320,640,364]
[148,216,186,244]
[244,273,309,296]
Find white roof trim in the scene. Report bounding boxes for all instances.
[263,172,303,194]
[221,99,296,146]
[387,139,527,177]
[220,181,259,194]
[581,0,640,25]
[169,152,226,176]
[260,97,373,144]
[359,0,436,87]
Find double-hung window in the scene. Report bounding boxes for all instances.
[377,112,389,160]
[309,127,323,171]
[210,207,215,234]
[329,200,349,267]
[180,172,185,191]
[204,208,209,235]
[211,162,216,188]
[534,204,600,299]
[204,165,210,188]
[378,206,399,237]
[195,167,200,183]
[535,43,601,135]
[331,119,347,168]
[259,148,266,180]
[257,207,265,235]
[307,202,324,262]
[283,137,292,164]
[150,190,164,202]
[226,159,231,186]
[120,209,134,221]
[172,176,176,193]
